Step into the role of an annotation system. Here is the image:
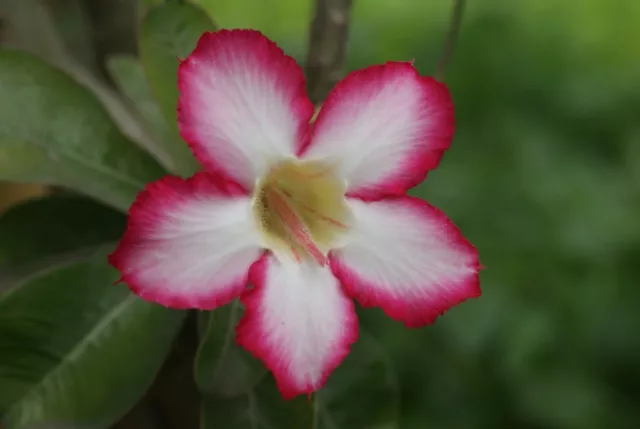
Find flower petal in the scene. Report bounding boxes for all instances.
[330,197,480,327]
[177,30,314,189]
[236,255,358,399]
[301,62,454,199]
[109,172,263,309]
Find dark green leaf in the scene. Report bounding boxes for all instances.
[201,377,313,429]
[139,2,216,175]
[0,247,185,429]
[0,50,167,212]
[0,195,125,283]
[315,331,399,429]
[200,330,399,429]
[195,301,266,396]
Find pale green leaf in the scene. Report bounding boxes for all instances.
[0,50,168,212]
[139,1,217,175]
[106,55,168,141]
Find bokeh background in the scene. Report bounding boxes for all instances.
[1,0,639,428]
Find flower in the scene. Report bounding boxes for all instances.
[109,29,480,399]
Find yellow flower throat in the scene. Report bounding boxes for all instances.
[253,160,352,265]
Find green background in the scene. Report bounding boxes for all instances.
[195,0,640,427]
[1,0,639,427]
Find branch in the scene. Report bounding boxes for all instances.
[305,0,353,105]
[434,0,466,81]
[83,0,139,81]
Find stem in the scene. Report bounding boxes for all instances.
[305,0,354,105]
[311,393,319,429]
[211,300,239,382]
[434,0,466,81]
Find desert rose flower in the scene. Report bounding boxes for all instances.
[109,29,481,399]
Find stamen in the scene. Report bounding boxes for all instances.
[266,188,327,266]
[290,246,302,263]
[298,204,349,229]
[254,160,350,266]
[280,189,348,229]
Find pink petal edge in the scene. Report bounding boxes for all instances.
[177,29,314,189]
[301,62,455,200]
[330,196,481,328]
[109,172,260,310]
[236,255,359,399]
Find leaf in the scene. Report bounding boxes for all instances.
[201,378,313,429]
[106,54,169,143]
[0,246,185,429]
[2,0,173,168]
[200,330,399,429]
[0,49,167,212]
[0,195,125,282]
[194,301,266,397]
[314,331,399,429]
[139,1,217,175]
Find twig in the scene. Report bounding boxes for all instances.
[305,0,353,105]
[434,0,466,81]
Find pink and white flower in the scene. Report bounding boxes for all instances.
[109,29,480,399]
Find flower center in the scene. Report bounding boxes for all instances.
[253,159,352,265]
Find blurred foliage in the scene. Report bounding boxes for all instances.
[138,1,216,174]
[195,0,640,428]
[0,49,166,211]
[0,0,638,428]
[0,196,184,429]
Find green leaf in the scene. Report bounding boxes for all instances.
[201,377,313,429]
[0,247,185,429]
[0,195,125,282]
[314,331,399,429]
[139,1,217,175]
[0,0,172,170]
[0,49,167,212]
[200,330,399,429]
[106,54,170,146]
[194,301,266,397]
